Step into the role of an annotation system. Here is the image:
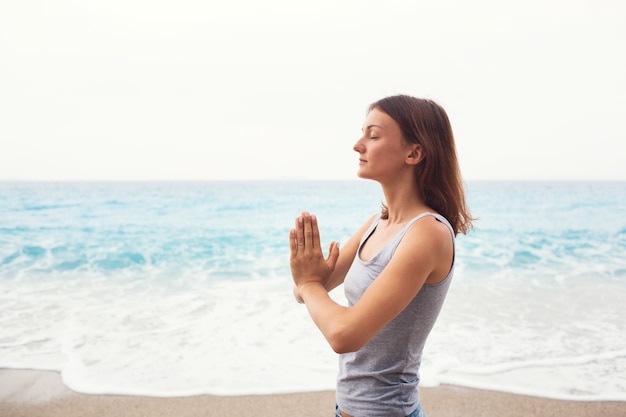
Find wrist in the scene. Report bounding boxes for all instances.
[297,281,325,299]
[292,286,304,304]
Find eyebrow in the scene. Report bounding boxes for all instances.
[362,124,383,132]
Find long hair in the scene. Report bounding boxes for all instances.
[370,95,474,235]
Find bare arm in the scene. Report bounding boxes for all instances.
[291,212,452,353]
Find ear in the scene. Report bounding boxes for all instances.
[406,144,425,165]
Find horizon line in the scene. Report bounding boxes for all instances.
[1,178,625,183]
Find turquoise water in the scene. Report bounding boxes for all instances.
[1,181,625,399]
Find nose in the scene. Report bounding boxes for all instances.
[353,137,365,153]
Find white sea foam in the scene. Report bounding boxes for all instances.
[0,272,340,396]
[2,267,625,400]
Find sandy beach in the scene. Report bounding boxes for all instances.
[1,369,624,417]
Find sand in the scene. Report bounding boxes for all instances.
[1,368,624,417]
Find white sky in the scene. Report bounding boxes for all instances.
[1,0,624,181]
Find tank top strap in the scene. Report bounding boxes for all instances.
[392,212,456,252]
[360,216,382,245]
[360,212,455,257]
[405,212,455,237]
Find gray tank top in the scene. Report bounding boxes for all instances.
[336,212,455,417]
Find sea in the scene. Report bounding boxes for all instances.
[1,180,625,401]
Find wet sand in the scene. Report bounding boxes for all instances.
[1,368,624,417]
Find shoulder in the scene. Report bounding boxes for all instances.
[393,213,454,282]
[412,213,451,236]
[398,213,453,257]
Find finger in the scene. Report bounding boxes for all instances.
[311,214,321,252]
[326,241,340,271]
[303,212,314,250]
[295,214,305,249]
[289,229,297,257]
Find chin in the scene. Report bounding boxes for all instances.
[356,166,371,177]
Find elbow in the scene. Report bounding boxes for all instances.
[326,326,364,354]
[329,339,353,355]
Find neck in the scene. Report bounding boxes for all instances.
[379,178,427,224]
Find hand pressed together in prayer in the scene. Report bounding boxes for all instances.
[289,211,340,295]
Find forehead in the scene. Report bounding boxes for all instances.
[363,108,399,131]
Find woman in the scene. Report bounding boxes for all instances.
[289,94,473,417]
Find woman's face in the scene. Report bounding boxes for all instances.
[353,108,413,182]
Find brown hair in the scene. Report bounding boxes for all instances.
[370,95,474,235]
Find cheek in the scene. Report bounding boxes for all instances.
[378,144,403,160]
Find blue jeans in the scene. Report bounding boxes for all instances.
[335,404,426,417]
